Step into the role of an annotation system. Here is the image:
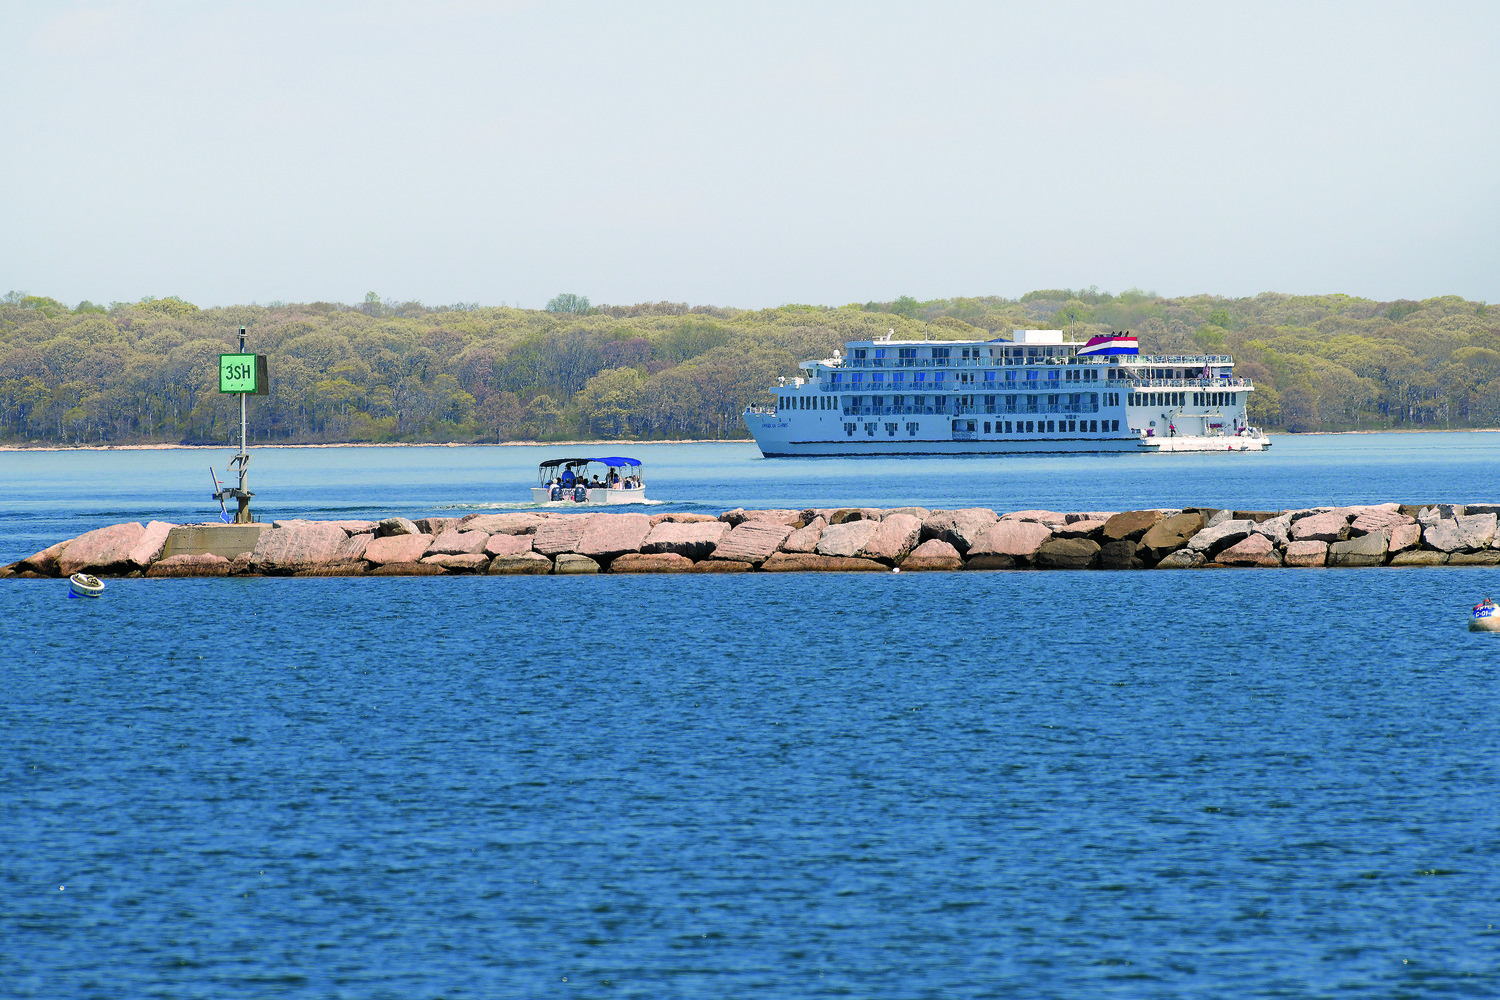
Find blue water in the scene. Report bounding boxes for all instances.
[3,431,1500,564]
[5,433,1500,998]
[4,571,1499,998]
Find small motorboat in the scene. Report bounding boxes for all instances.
[1470,598,1499,632]
[69,573,106,598]
[531,457,647,504]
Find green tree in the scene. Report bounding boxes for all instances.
[546,293,591,314]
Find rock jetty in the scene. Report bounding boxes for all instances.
[6,504,1500,578]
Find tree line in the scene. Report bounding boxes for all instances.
[0,288,1494,446]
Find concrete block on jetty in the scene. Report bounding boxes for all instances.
[10,501,1500,579]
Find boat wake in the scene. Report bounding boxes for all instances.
[437,499,673,511]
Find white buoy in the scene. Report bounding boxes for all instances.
[69,573,105,598]
[1470,599,1499,632]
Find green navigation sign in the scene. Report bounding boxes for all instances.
[219,353,269,395]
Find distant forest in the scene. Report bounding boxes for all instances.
[0,288,1494,446]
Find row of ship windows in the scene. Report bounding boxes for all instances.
[1128,391,1240,407]
[850,346,1068,361]
[780,393,1123,412]
[827,369,1100,387]
[844,419,1123,437]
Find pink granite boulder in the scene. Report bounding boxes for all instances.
[576,513,652,561]
[488,551,553,574]
[642,520,730,560]
[531,515,594,555]
[899,538,963,571]
[761,552,886,572]
[426,529,489,556]
[966,520,1052,566]
[420,552,490,572]
[21,539,71,576]
[779,518,825,554]
[364,532,435,565]
[146,552,231,577]
[920,508,999,553]
[484,533,533,557]
[1215,533,1281,567]
[857,512,923,564]
[710,520,794,566]
[1350,510,1415,535]
[609,552,695,573]
[648,512,720,526]
[1290,512,1350,543]
[815,519,881,558]
[1284,540,1328,567]
[59,522,146,576]
[459,512,550,535]
[128,521,176,569]
[1388,522,1422,554]
[250,521,349,574]
[333,532,371,563]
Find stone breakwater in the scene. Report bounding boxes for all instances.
[8,503,1500,579]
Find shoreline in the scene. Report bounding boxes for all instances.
[0,438,756,453]
[3,427,1499,454]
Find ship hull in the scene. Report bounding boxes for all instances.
[745,415,1269,456]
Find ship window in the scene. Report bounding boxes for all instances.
[984,371,995,382]
[871,372,885,384]
[932,348,950,359]
[984,421,991,433]
[1025,420,1034,432]
[874,348,886,358]
[1231,393,1238,404]
[892,372,905,384]
[1090,420,1098,432]
[1046,420,1055,432]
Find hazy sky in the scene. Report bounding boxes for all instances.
[3,1,1496,309]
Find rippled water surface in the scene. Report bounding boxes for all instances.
[4,435,1500,997]
[4,431,1500,565]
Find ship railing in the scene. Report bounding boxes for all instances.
[1119,377,1252,389]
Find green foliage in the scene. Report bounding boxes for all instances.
[546,293,592,314]
[0,289,1495,444]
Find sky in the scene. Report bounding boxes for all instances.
[2,1,1497,310]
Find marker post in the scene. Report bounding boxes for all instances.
[215,327,269,523]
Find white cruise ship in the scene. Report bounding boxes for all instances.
[744,329,1270,456]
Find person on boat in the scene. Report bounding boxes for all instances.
[560,467,576,487]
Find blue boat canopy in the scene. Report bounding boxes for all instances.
[538,456,642,470]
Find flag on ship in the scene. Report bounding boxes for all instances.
[1076,332,1139,356]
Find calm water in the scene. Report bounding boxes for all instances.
[3,431,1499,564]
[4,433,1500,998]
